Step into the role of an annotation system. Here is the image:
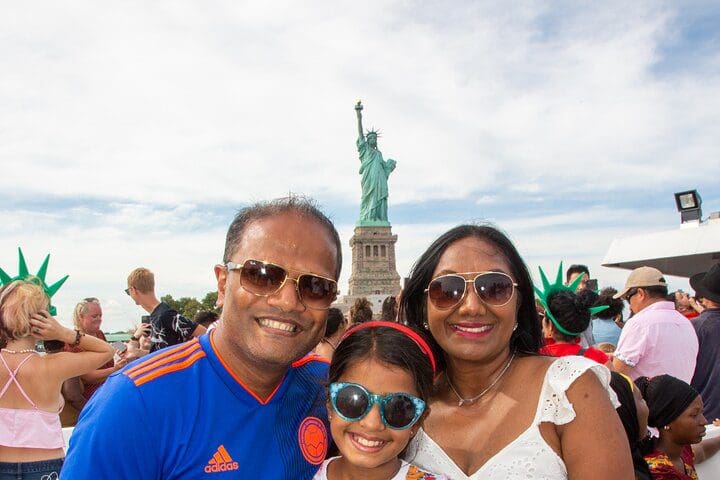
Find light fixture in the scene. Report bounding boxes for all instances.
[674,190,702,223]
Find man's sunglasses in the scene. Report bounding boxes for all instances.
[225,259,338,310]
[623,288,639,302]
[329,382,425,430]
[425,272,518,310]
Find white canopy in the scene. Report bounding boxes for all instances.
[602,220,720,278]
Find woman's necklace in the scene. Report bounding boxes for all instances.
[446,353,516,407]
[320,338,337,351]
[1,348,38,354]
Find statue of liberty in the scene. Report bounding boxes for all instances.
[354,101,396,226]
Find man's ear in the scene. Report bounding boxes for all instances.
[214,264,227,308]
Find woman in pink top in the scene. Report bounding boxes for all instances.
[0,280,114,479]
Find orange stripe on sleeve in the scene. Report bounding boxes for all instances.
[125,339,199,376]
[126,343,202,380]
[132,351,206,386]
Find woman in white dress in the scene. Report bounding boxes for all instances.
[399,225,633,479]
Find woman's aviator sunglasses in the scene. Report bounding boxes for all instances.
[425,272,518,310]
[329,382,426,430]
[225,259,338,310]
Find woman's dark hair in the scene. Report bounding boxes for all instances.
[380,296,398,321]
[547,289,596,342]
[324,307,346,337]
[635,375,699,429]
[399,224,541,370]
[329,325,434,401]
[609,373,652,480]
[593,287,623,320]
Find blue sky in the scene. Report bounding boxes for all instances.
[1,1,718,331]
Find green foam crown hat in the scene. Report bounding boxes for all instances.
[0,248,69,316]
[534,262,609,337]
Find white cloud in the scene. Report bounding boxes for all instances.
[0,1,716,331]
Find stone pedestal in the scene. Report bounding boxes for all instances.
[347,226,401,297]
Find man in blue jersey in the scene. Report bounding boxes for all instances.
[62,196,342,479]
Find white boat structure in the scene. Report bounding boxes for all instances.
[602,192,720,278]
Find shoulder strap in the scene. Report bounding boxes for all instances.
[0,353,39,408]
[576,347,587,356]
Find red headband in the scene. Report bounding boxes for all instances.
[342,320,437,374]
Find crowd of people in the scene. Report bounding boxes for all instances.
[1,195,719,479]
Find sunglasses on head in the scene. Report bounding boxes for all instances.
[225,259,338,310]
[425,271,518,310]
[329,382,425,430]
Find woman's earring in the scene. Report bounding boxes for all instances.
[422,322,429,330]
[512,323,518,331]
[663,425,670,431]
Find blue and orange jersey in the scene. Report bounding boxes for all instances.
[61,331,330,479]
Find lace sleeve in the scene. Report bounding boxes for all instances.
[537,356,619,426]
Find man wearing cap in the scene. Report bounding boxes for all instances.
[690,263,720,421]
[612,266,698,382]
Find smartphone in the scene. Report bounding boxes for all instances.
[112,341,127,353]
[141,315,151,324]
[586,279,598,291]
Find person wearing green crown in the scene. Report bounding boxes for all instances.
[0,248,114,478]
[536,263,613,368]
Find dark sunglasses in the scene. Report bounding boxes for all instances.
[225,259,338,310]
[623,288,639,302]
[124,288,131,296]
[425,272,518,310]
[329,382,425,430]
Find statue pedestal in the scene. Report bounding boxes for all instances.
[347,225,401,297]
[337,225,401,318]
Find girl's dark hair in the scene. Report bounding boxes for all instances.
[593,287,624,320]
[399,224,541,371]
[547,289,596,341]
[329,325,434,401]
[324,308,345,337]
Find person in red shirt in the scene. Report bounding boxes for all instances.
[539,289,612,367]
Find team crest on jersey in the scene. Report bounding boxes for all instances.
[297,416,327,465]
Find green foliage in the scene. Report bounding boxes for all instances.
[201,292,219,313]
[161,291,221,320]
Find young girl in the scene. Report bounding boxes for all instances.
[314,321,446,480]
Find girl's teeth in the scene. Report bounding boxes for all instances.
[353,434,384,447]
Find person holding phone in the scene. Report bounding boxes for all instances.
[124,270,205,352]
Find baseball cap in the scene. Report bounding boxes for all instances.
[613,266,667,299]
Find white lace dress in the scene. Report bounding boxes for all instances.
[403,356,618,480]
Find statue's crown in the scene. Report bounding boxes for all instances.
[0,248,69,316]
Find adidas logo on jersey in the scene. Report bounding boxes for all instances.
[204,445,239,473]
